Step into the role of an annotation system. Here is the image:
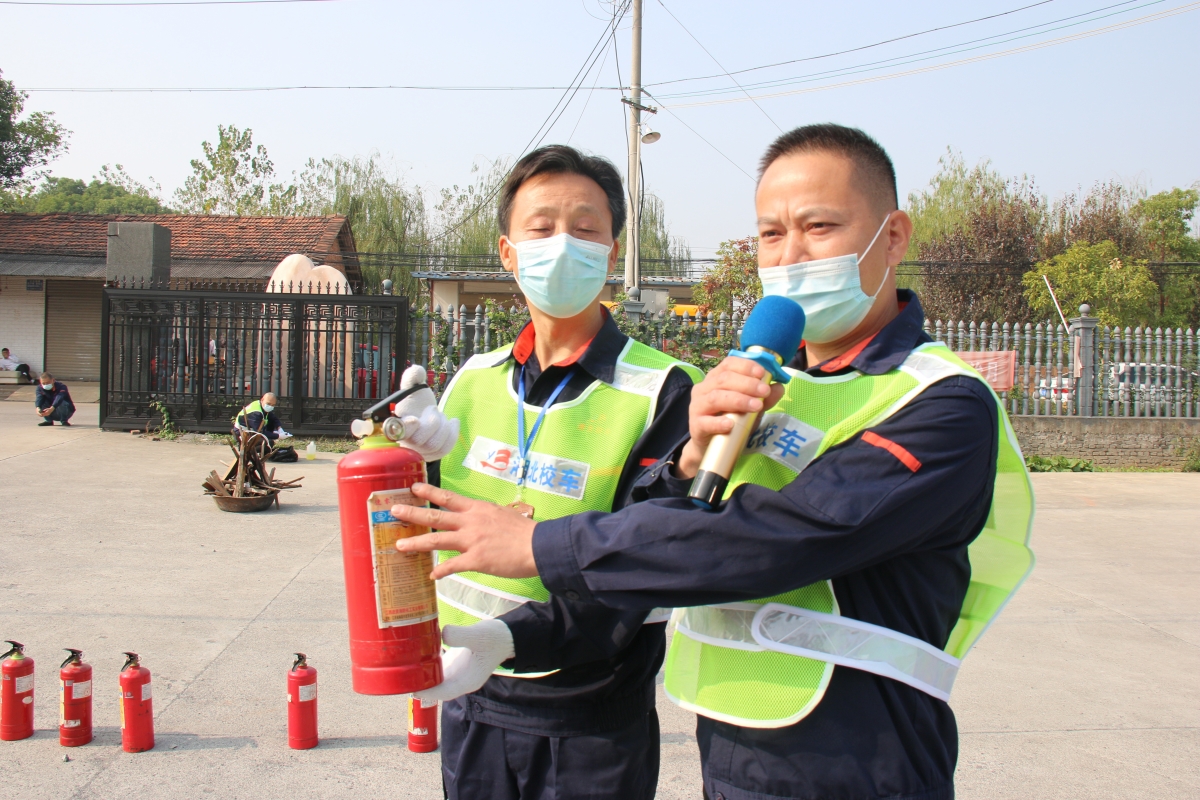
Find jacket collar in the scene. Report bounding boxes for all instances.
[506,307,626,385]
[791,290,932,376]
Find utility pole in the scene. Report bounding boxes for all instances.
[623,0,643,300]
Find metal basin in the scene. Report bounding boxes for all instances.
[213,492,279,513]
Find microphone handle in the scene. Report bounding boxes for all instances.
[687,372,772,509]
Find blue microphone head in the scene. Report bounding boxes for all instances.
[740,295,805,361]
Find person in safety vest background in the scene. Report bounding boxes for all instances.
[232,392,291,441]
[396,144,701,800]
[390,124,1035,800]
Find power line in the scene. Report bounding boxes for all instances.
[653,0,782,133]
[1,0,337,5]
[430,0,632,243]
[25,84,623,93]
[663,1,1200,108]
[645,0,1061,88]
[654,0,1158,101]
[641,89,755,182]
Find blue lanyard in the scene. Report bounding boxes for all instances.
[516,364,575,486]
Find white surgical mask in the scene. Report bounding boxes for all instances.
[511,233,611,319]
[262,403,275,413]
[758,215,893,343]
[41,383,53,390]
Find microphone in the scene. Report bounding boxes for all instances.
[687,295,805,510]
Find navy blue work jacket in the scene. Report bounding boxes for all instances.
[34,381,73,409]
[429,310,695,736]
[532,291,999,800]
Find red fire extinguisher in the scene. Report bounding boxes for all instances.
[287,652,318,750]
[59,649,92,747]
[337,388,442,695]
[119,652,154,753]
[407,696,438,753]
[2,640,35,741]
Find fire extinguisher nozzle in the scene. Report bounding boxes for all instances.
[61,648,83,668]
[121,652,140,671]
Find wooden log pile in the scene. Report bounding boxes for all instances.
[202,430,303,499]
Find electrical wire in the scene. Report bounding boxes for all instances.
[567,33,618,144]
[1,0,337,5]
[653,0,782,133]
[641,88,755,182]
[430,0,631,243]
[653,0,1160,100]
[644,0,1061,88]
[25,84,623,93]
[662,0,1200,108]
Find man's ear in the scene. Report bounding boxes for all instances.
[499,235,517,275]
[886,210,914,267]
[608,239,621,272]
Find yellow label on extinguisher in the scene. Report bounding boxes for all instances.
[366,488,438,628]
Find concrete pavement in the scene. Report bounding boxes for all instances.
[0,401,1196,799]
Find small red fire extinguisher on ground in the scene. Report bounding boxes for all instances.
[407,696,438,753]
[59,649,92,747]
[2,640,35,741]
[288,653,318,750]
[119,652,154,753]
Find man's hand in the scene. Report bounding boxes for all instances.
[392,483,538,579]
[676,356,785,479]
[413,620,515,703]
[37,408,52,417]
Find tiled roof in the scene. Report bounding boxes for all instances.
[0,213,354,262]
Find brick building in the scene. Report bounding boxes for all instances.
[0,214,359,381]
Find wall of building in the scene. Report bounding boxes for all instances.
[1012,416,1200,469]
[0,276,45,373]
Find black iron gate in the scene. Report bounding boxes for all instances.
[100,286,409,435]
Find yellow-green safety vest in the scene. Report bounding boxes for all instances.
[437,339,703,677]
[232,400,268,431]
[663,343,1035,728]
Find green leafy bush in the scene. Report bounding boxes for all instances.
[1024,454,1096,473]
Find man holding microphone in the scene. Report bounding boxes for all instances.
[393,124,1034,800]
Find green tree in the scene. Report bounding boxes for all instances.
[433,159,509,258]
[0,69,69,205]
[20,164,169,214]
[1133,188,1200,325]
[1023,241,1158,328]
[906,150,1043,322]
[693,236,759,314]
[619,193,692,275]
[174,124,292,215]
[1042,180,1145,258]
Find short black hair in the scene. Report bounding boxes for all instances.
[498,145,626,238]
[758,124,898,213]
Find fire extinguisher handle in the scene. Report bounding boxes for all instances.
[121,652,140,671]
[292,653,307,671]
[1,640,22,660]
[61,648,83,668]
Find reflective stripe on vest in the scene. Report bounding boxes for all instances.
[437,339,703,677]
[664,343,1035,727]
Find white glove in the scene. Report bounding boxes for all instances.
[413,620,515,703]
[400,404,460,461]
[277,430,293,440]
[394,364,459,461]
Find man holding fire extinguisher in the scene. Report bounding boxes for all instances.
[395,145,701,800]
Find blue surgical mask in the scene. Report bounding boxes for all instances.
[758,216,892,343]
[262,403,275,413]
[511,233,611,319]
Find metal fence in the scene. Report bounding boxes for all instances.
[101,285,408,435]
[413,303,1199,419]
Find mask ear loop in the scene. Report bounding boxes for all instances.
[861,213,895,299]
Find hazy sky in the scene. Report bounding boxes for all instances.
[5,0,1198,254]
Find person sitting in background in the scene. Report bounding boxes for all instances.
[233,392,290,442]
[0,348,32,383]
[35,373,75,427]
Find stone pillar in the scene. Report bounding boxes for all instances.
[1070,303,1100,416]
